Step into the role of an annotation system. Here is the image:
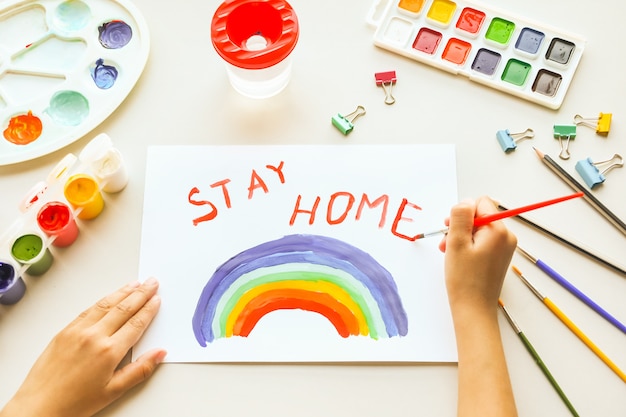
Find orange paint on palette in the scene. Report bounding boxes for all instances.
[398,0,426,14]
[442,38,472,65]
[3,111,43,145]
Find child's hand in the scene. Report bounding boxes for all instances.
[1,279,166,417]
[439,197,519,417]
[439,197,517,312]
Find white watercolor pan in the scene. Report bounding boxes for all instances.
[0,0,149,165]
[367,0,586,109]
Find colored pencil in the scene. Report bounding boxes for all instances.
[413,191,583,240]
[512,266,626,383]
[498,299,580,416]
[517,246,626,334]
[497,204,626,277]
[533,147,626,236]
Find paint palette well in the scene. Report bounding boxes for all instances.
[367,0,586,109]
[0,0,149,165]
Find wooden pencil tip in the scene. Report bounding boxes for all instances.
[498,299,505,307]
[511,265,523,276]
[533,147,544,158]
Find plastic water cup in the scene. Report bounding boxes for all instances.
[211,0,299,98]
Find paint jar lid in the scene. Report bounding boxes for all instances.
[0,218,25,247]
[79,133,114,165]
[19,181,49,213]
[211,0,299,70]
[47,153,78,184]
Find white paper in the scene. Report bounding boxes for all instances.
[135,145,459,363]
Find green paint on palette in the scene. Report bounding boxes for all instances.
[46,90,89,126]
[502,59,531,86]
[53,0,91,31]
[486,17,515,45]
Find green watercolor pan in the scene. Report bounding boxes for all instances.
[366,0,586,109]
[0,0,149,165]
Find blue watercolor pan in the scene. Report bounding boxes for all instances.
[0,0,150,165]
[366,0,586,109]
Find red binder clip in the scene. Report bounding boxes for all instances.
[375,71,397,105]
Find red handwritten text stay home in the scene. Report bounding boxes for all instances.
[187,161,423,242]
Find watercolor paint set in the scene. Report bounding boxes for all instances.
[0,134,127,305]
[0,0,149,166]
[366,0,586,109]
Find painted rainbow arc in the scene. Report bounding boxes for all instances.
[192,234,408,346]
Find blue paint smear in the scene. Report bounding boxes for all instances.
[91,58,118,89]
[98,20,132,49]
[192,234,409,346]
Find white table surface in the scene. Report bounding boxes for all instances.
[1,0,625,416]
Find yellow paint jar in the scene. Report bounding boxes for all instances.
[63,174,104,220]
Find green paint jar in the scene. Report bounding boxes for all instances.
[11,233,54,276]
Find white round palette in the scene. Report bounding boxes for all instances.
[0,0,150,165]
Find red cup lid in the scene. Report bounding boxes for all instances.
[211,0,299,70]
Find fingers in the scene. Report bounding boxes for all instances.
[475,196,499,216]
[96,278,160,337]
[73,281,142,327]
[442,196,503,251]
[446,200,476,248]
[110,292,161,350]
[438,216,451,252]
[107,348,167,399]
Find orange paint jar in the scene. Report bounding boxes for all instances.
[63,174,104,220]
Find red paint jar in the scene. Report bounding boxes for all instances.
[37,201,79,247]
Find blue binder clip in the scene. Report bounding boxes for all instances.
[496,128,534,153]
[575,154,623,189]
[553,124,577,160]
[332,105,366,135]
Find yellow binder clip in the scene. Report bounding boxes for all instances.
[574,113,612,136]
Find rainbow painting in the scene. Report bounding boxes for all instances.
[192,234,408,346]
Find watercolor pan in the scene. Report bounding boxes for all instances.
[366,0,585,109]
[0,0,149,165]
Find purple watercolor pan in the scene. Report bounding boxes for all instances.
[0,0,150,166]
[367,0,586,109]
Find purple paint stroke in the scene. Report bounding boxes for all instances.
[98,20,132,49]
[91,59,118,89]
[192,234,408,346]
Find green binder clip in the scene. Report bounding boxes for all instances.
[553,124,576,160]
[332,105,366,135]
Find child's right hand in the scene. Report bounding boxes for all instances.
[439,196,517,313]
